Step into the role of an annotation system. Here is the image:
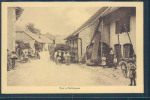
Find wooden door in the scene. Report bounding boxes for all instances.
[114,44,122,62]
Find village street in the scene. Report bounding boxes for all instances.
[7,51,130,86]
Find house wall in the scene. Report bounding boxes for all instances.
[15,31,35,52]
[16,31,33,42]
[68,7,136,62]
[7,7,16,52]
[67,36,78,62]
[98,18,110,46]
[78,21,99,62]
[77,19,110,62]
[109,8,136,56]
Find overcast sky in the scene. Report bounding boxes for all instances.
[16,7,100,36]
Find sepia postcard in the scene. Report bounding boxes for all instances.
[1,2,143,93]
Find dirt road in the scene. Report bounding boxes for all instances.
[7,51,130,86]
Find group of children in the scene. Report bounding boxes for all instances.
[54,50,70,65]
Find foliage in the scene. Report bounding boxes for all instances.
[26,23,41,35]
[16,40,24,44]
[49,43,71,61]
[34,42,43,51]
[54,44,70,51]
[24,43,31,49]
[16,40,31,49]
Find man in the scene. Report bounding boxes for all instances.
[10,51,18,69]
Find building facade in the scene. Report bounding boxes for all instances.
[15,26,54,53]
[65,7,136,63]
[7,7,24,52]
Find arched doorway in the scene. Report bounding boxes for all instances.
[86,42,110,65]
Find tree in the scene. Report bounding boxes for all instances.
[26,23,41,35]
[34,42,43,51]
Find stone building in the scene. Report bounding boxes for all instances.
[65,7,136,63]
[15,26,53,52]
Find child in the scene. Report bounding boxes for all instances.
[113,56,118,69]
[129,64,136,86]
[65,51,70,65]
[56,50,61,65]
[101,53,106,68]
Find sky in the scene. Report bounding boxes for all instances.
[16,7,100,36]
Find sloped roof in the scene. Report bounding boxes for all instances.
[24,30,44,43]
[16,25,43,43]
[65,7,120,40]
[65,7,108,40]
[43,33,55,40]
[40,35,53,43]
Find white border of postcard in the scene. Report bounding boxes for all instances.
[1,2,143,94]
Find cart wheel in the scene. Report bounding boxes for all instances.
[119,61,128,78]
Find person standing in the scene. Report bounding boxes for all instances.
[66,51,70,65]
[113,55,118,69]
[7,49,12,71]
[54,51,57,62]
[64,52,67,63]
[10,51,18,69]
[108,48,114,67]
[102,53,106,68]
[129,64,136,86]
[61,51,65,63]
[56,50,61,65]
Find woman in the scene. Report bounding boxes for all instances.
[108,48,114,67]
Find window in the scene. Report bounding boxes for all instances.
[115,16,130,34]
[123,44,133,58]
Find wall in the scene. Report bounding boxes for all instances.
[78,19,110,62]
[109,8,136,56]
[7,7,16,52]
[15,31,35,52]
[78,21,99,62]
[16,31,33,42]
[98,18,110,46]
[71,7,136,62]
